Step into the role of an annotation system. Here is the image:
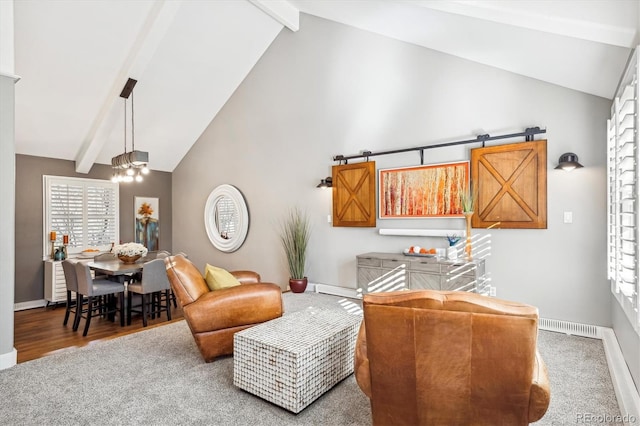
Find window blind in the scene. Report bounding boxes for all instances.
[44,176,119,256]
[607,49,640,335]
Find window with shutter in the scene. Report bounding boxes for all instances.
[44,176,119,257]
[608,49,639,336]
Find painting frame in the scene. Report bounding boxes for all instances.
[134,196,159,251]
[378,161,470,219]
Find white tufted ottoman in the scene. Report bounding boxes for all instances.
[233,307,362,413]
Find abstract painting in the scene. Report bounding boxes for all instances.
[379,161,469,218]
[134,197,159,251]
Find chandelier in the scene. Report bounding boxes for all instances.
[111,78,149,183]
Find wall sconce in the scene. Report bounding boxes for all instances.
[316,177,333,188]
[555,152,583,171]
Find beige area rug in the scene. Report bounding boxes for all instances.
[0,292,623,425]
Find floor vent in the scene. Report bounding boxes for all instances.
[539,317,602,339]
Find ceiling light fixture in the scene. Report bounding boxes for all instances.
[555,152,583,171]
[111,78,149,183]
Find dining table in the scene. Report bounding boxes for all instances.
[88,260,143,284]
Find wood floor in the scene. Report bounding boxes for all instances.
[14,300,184,364]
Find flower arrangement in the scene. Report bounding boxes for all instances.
[446,234,461,246]
[113,242,148,257]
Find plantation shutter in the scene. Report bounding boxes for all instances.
[86,184,118,247]
[44,176,119,256]
[607,48,639,335]
[50,182,84,249]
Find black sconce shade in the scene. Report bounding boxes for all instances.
[555,153,583,171]
[317,177,333,188]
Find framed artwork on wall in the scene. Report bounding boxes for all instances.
[135,196,159,251]
[379,161,469,218]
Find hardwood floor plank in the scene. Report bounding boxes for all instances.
[14,302,184,363]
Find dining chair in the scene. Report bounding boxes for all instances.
[74,261,126,336]
[127,258,172,327]
[61,259,80,327]
[154,250,176,308]
[131,250,170,271]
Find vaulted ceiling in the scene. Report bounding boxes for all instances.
[13,0,638,173]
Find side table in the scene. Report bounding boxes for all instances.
[233,307,362,413]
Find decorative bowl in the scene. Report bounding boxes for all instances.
[117,254,141,264]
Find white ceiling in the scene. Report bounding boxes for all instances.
[13,0,638,173]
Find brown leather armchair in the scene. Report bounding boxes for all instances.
[354,290,550,426]
[164,254,283,362]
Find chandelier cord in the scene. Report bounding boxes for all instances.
[123,98,127,153]
[131,91,135,152]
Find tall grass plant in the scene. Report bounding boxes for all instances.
[280,208,311,279]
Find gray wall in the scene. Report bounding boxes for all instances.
[173,14,611,325]
[14,154,172,303]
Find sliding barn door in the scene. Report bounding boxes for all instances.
[332,162,376,227]
[471,140,547,229]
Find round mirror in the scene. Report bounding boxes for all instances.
[204,184,249,252]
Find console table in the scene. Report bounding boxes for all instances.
[356,252,487,295]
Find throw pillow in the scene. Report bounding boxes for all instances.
[204,263,241,291]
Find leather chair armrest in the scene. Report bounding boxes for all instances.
[528,350,551,423]
[354,322,372,398]
[184,283,282,332]
[231,270,261,284]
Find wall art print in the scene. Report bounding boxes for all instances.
[135,196,159,251]
[379,161,469,218]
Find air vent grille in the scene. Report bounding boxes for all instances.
[539,318,602,339]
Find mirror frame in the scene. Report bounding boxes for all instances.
[204,184,249,253]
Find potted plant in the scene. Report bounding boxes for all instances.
[460,181,477,260]
[279,207,311,293]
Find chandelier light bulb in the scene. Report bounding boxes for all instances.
[111,175,119,183]
[141,166,149,174]
[135,174,143,182]
[126,168,135,176]
[123,175,134,183]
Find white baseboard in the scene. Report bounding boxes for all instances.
[14,299,46,311]
[602,328,640,425]
[0,348,17,370]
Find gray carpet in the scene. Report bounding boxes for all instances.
[0,292,622,425]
